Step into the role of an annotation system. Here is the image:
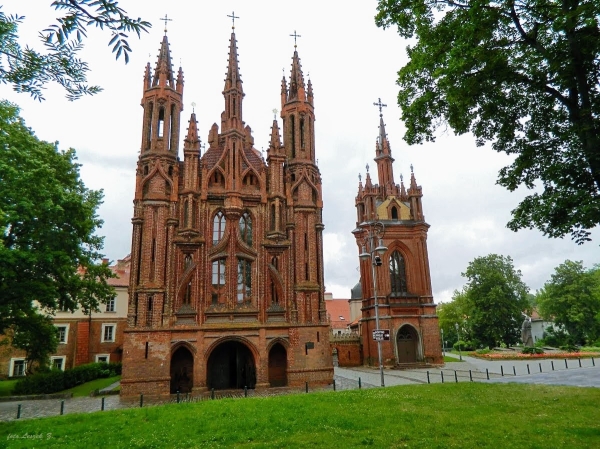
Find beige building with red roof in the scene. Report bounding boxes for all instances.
[324,293,352,335]
[0,257,130,378]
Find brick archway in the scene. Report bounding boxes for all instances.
[170,346,194,394]
[206,340,256,390]
[268,343,287,387]
[396,324,420,364]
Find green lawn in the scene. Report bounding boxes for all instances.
[0,380,17,397]
[443,354,464,362]
[1,383,599,448]
[62,375,120,397]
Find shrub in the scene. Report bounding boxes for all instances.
[13,362,121,395]
[453,341,474,351]
[521,346,544,355]
[559,344,578,352]
[543,327,570,347]
[476,348,491,355]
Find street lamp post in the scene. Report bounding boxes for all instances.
[359,222,388,387]
[441,328,445,357]
[455,322,462,361]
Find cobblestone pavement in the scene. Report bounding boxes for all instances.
[1,357,597,421]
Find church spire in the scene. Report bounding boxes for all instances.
[152,34,175,87]
[222,21,244,130]
[373,98,395,191]
[139,33,183,156]
[288,50,306,101]
[269,118,282,152]
[143,62,151,91]
[183,111,199,152]
[224,30,243,94]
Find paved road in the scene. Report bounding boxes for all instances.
[1,357,598,421]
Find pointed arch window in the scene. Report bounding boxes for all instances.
[145,102,153,150]
[183,200,189,227]
[270,204,276,231]
[158,107,165,138]
[290,115,296,158]
[213,212,226,244]
[237,259,252,303]
[390,250,408,295]
[169,104,176,151]
[391,206,398,220]
[271,279,279,305]
[184,281,192,304]
[211,258,226,305]
[239,212,252,246]
[212,259,226,286]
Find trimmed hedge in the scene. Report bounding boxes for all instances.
[521,346,544,355]
[13,362,121,395]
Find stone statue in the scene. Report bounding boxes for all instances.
[521,314,534,347]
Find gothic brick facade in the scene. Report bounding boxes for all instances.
[120,30,333,397]
[353,109,443,367]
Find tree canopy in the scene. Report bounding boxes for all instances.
[375,0,600,243]
[0,100,114,370]
[0,0,150,100]
[536,260,600,345]
[454,254,530,348]
[437,289,469,347]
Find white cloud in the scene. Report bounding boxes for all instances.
[2,0,597,303]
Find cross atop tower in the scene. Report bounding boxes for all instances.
[160,14,172,34]
[227,11,239,29]
[373,98,387,117]
[290,30,301,49]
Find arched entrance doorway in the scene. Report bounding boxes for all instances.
[396,325,419,363]
[170,346,194,394]
[268,343,287,387]
[207,340,256,390]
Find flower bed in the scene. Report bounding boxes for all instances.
[469,351,600,360]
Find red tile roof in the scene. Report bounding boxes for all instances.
[107,254,130,287]
[325,298,351,330]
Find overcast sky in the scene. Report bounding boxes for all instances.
[2,0,598,302]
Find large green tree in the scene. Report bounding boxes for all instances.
[375,0,600,243]
[437,289,470,347]
[461,254,530,348]
[537,260,600,345]
[0,100,114,371]
[0,0,150,100]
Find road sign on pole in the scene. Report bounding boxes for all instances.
[372,329,390,341]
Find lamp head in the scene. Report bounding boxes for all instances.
[359,245,370,260]
[375,238,387,255]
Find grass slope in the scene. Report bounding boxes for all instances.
[1,383,599,448]
[62,375,120,397]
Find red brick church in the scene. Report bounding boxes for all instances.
[120,27,333,397]
[352,106,443,367]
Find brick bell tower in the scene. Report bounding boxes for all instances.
[121,24,332,398]
[352,103,442,368]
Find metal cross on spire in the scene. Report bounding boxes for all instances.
[227,11,239,29]
[160,14,172,34]
[373,98,387,117]
[290,30,301,48]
